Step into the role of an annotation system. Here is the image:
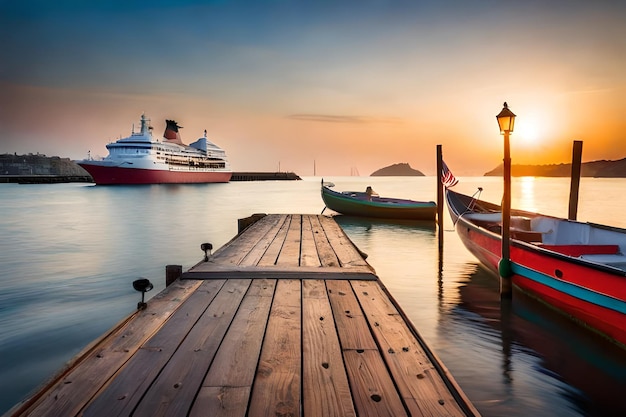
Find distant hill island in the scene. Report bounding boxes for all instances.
[485,158,626,177]
[371,163,425,176]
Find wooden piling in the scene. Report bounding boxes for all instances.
[436,145,444,247]
[165,264,182,286]
[568,140,583,221]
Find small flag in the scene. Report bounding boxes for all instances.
[441,160,458,188]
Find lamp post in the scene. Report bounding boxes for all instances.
[496,102,516,298]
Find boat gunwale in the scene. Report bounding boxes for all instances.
[446,189,626,277]
[454,213,626,277]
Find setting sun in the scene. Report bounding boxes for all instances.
[514,113,549,147]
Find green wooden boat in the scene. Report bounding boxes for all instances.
[321,181,436,220]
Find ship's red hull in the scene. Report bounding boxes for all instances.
[79,164,232,185]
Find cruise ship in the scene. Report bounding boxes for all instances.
[78,115,232,185]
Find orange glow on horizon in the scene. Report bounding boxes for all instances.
[2,81,624,176]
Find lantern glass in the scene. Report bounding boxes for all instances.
[496,102,516,134]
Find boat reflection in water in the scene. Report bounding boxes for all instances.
[456,265,626,416]
[333,214,437,263]
[333,215,436,234]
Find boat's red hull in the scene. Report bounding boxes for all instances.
[456,221,626,347]
[79,164,232,185]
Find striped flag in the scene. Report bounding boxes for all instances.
[441,160,458,188]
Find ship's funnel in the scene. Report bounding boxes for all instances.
[164,120,184,145]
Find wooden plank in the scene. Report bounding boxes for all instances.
[300,215,322,267]
[190,280,275,417]
[310,215,341,267]
[326,280,378,350]
[206,214,285,266]
[276,214,303,266]
[343,349,408,417]
[352,280,471,417]
[190,387,250,417]
[198,278,274,374]
[248,279,301,417]
[18,278,209,417]
[319,215,371,268]
[187,215,377,278]
[238,214,290,266]
[131,279,252,417]
[327,279,407,416]
[257,215,292,266]
[81,279,228,417]
[183,266,377,280]
[302,280,356,417]
[199,279,276,386]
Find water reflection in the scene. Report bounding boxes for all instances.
[333,214,436,261]
[456,266,626,416]
[515,176,537,212]
[333,215,436,233]
[332,214,437,278]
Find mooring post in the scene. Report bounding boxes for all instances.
[436,145,444,248]
[165,264,182,286]
[568,140,583,221]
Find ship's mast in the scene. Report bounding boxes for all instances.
[140,114,151,134]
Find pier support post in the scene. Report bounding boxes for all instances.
[568,140,583,221]
[436,145,444,248]
[166,264,182,286]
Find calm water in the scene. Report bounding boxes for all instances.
[1,176,625,416]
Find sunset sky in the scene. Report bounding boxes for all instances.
[2,0,626,175]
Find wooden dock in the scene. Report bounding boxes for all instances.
[7,214,479,417]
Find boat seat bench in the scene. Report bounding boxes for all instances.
[468,214,545,243]
[511,229,544,243]
[538,244,620,257]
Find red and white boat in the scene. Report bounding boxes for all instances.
[78,115,232,184]
[446,188,626,348]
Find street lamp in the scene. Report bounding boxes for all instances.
[496,102,516,298]
[497,102,516,134]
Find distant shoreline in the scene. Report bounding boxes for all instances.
[484,158,626,178]
[0,175,93,184]
[0,172,301,184]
